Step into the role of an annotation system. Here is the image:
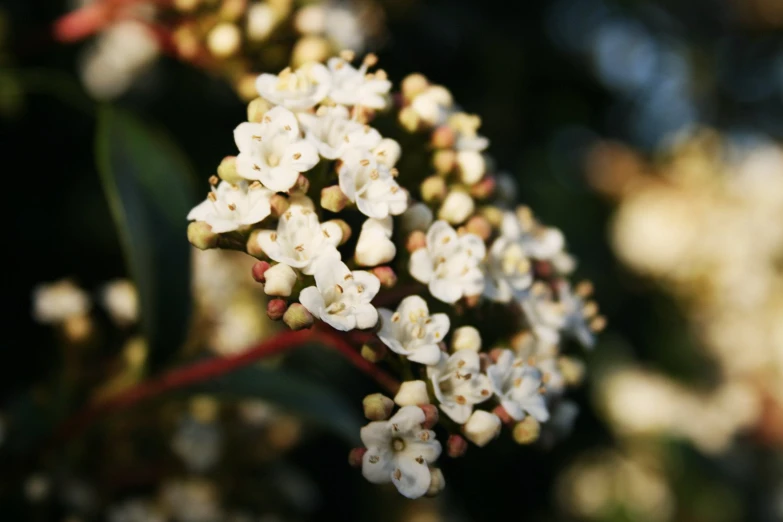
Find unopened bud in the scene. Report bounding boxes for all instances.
[438,191,475,225]
[425,468,446,497]
[512,416,540,444]
[266,298,287,321]
[492,404,513,425]
[431,125,455,149]
[292,36,330,67]
[270,194,290,217]
[207,23,241,58]
[398,106,420,132]
[558,356,586,386]
[348,447,367,467]
[432,149,456,174]
[470,175,496,200]
[447,434,468,458]
[480,205,504,227]
[247,230,265,257]
[462,410,502,447]
[289,174,310,195]
[251,261,271,283]
[361,342,387,363]
[235,74,259,102]
[401,73,429,101]
[188,221,219,250]
[363,393,394,421]
[421,176,447,203]
[451,326,482,352]
[575,280,594,298]
[327,219,351,244]
[219,0,245,21]
[218,156,242,183]
[394,380,430,406]
[371,266,397,288]
[420,404,439,429]
[282,303,313,331]
[590,315,607,333]
[401,203,434,234]
[464,215,492,241]
[263,263,297,296]
[406,230,427,253]
[247,97,272,122]
[457,150,486,185]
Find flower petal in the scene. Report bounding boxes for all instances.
[391,456,431,499]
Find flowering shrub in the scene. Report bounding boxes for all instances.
[187,52,604,498]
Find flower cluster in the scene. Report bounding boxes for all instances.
[187,53,603,498]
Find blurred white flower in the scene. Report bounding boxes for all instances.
[338,149,408,218]
[377,295,449,366]
[487,349,549,422]
[437,190,475,225]
[32,279,90,324]
[428,351,492,424]
[171,416,223,473]
[502,210,565,261]
[483,229,533,303]
[255,63,332,110]
[101,279,138,326]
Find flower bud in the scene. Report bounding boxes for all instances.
[355,219,396,267]
[361,342,387,363]
[590,315,607,333]
[251,261,271,283]
[327,219,351,244]
[295,4,326,34]
[464,215,492,241]
[219,0,245,21]
[292,36,330,67]
[247,230,265,257]
[558,356,586,386]
[371,266,397,288]
[451,326,481,352]
[512,416,541,445]
[421,176,447,203]
[420,404,439,429]
[188,221,219,250]
[394,380,430,407]
[447,434,468,458]
[433,149,457,174]
[246,2,277,41]
[462,410,501,447]
[247,97,272,123]
[431,125,455,149]
[480,205,504,227]
[270,194,290,217]
[218,156,242,183]
[207,22,241,58]
[263,263,297,297]
[492,404,513,425]
[266,298,287,321]
[401,203,433,234]
[289,174,310,195]
[363,393,394,421]
[457,150,486,185]
[438,191,475,225]
[401,73,429,101]
[235,74,259,102]
[405,230,427,253]
[470,175,496,200]
[348,447,367,468]
[425,468,446,497]
[283,303,313,331]
[398,106,420,132]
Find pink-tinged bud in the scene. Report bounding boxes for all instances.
[270,194,290,218]
[321,185,349,213]
[251,261,271,283]
[371,266,397,288]
[348,447,367,468]
[187,221,218,250]
[488,348,505,363]
[363,393,394,421]
[425,468,446,497]
[406,230,427,253]
[478,352,490,372]
[512,416,541,445]
[463,294,480,308]
[492,405,513,425]
[438,342,448,353]
[447,434,468,458]
[464,215,492,241]
[431,125,455,149]
[246,230,265,257]
[266,299,287,321]
[217,156,242,183]
[420,176,447,203]
[432,149,456,174]
[289,174,310,195]
[420,404,439,429]
[283,303,314,331]
[328,219,351,244]
[470,175,496,200]
[360,342,387,363]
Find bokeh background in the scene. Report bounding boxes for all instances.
[2,0,783,520]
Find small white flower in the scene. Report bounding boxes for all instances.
[32,279,91,324]
[255,62,331,110]
[409,221,486,304]
[234,106,319,192]
[338,149,408,219]
[377,295,449,365]
[462,410,501,447]
[262,263,298,297]
[483,233,534,303]
[101,279,138,325]
[451,326,481,352]
[297,105,381,160]
[410,85,453,126]
[188,180,274,233]
[361,405,442,499]
[437,190,475,225]
[400,202,434,234]
[355,217,396,267]
[372,138,402,167]
[427,351,492,424]
[557,282,596,349]
[518,282,567,346]
[299,258,379,331]
[256,204,343,275]
[501,210,565,261]
[394,380,431,406]
[487,349,549,422]
[327,57,392,109]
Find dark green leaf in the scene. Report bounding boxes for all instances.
[96,106,196,370]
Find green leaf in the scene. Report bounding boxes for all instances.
[190,364,362,444]
[96,106,196,370]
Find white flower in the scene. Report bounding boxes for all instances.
[557,282,596,349]
[262,263,298,297]
[437,191,475,225]
[502,210,565,261]
[234,107,319,192]
[483,232,534,303]
[361,405,442,499]
[101,279,138,325]
[377,295,449,365]
[299,258,379,331]
[487,349,549,422]
[255,63,331,110]
[188,180,274,233]
[427,351,492,424]
[462,410,501,447]
[32,279,91,323]
[355,217,396,267]
[256,204,342,275]
[373,138,402,167]
[410,85,453,126]
[518,282,567,345]
[409,221,486,304]
[246,2,278,41]
[338,149,408,219]
[394,380,431,406]
[297,105,381,160]
[327,57,392,109]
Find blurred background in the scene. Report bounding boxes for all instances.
[2,0,783,520]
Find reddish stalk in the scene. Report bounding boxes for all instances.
[52,0,171,43]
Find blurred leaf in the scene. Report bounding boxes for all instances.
[96,106,196,371]
[191,364,362,444]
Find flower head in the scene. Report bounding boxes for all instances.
[428,351,492,424]
[361,405,442,499]
[377,296,449,366]
[487,349,549,422]
[338,149,408,218]
[188,180,273,233]
[255,62,332,110]
[299,258,380,331]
